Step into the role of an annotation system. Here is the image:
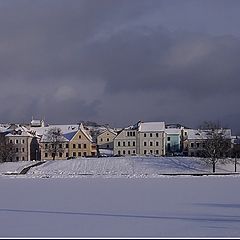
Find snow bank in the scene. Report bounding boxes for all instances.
[0,161,38,174]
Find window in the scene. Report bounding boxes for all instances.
[128,150,131,155]
[83,152,87,157]
[133,150,135,154]
[133,141,135,146]
[16,148,18,153]
[51,144,54,148]
[45,153,48,158]
[167,137,170,141]
[133,132,135,137]
[144,142,147,146]
[59,144,62,148]
[150,133,152,137]
[118,141,120,147]
[59,153,63,158]
[73,152,76,157]
[100,138,103,142]
[128,141,131,146]
[150,150,153,154]
[22,148,25,152]
[156,150,159,155]
[16,139,19,144]
[196,143,200,148]
[9,139,13,143]
[73,144,76,149]
[107,138,109,142]
[66,144,69,148]
[191,143,194,148]
[16,157,19,161]
[107,144,109,148]
[78,144,81,149]
[66,152,69,158]
[45,144,48,148]
[127,132,129,137]
[156,141,159,146]
[123,150,125,155]
[22,139,25,144]
[123,142,125,146]
[156,133,159,137]
[150,142,153,146]
[78,152,81,157]
[118,150,121,155]
[22,157,25,161]
[144,150,147,155]
[79,135,81,139]
[144,133,146,137]
[130,132,132,136]
[84,144,87,149]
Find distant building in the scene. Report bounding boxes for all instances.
[138,122,165,156]
[97,128,117,150]
[40,123,97,160]
[5,126,37,161]
[183,128,232,157]
[113,122,139,156]
[113,121,166,156]
[30,119,45,127]
[165,128,182,155]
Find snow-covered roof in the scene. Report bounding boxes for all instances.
[139,122,165,132]
[30,124,79,137]
[5,126,35,138]
[165,128,182,135]
[98,128,117,137]
[0,127,8,133]
[186,128,232,140]
[40,123,93,143]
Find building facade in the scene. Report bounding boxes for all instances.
[138,122,165,156]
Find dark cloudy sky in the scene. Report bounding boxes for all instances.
[1,0,240,133]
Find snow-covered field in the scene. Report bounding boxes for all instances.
[25,156,239,178]
[0,177,240,237]
[0,157,240,237]
[0,161,39,174]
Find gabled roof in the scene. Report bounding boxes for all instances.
[79,123,93,142]
[139,122,165,132]
[97,128,117,137]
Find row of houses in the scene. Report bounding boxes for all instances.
[0,120,239,161]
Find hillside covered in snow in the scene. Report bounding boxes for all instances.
[0,157,234,178]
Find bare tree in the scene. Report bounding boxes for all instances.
[44,127,66,160]
[0,134,16,162]
[200,121,231,173]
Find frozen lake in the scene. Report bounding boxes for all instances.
[0,176,240,237]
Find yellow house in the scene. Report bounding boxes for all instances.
[68,124,97,158]
[40,124,97,160]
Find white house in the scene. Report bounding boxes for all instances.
[138,122,166,156]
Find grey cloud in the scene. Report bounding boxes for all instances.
[0,0,240,133]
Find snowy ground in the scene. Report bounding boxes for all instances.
[0,161,40,174]
[0,177,240,237]
[25,156,240,178]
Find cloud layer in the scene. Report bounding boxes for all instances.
[0,0,240,133]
